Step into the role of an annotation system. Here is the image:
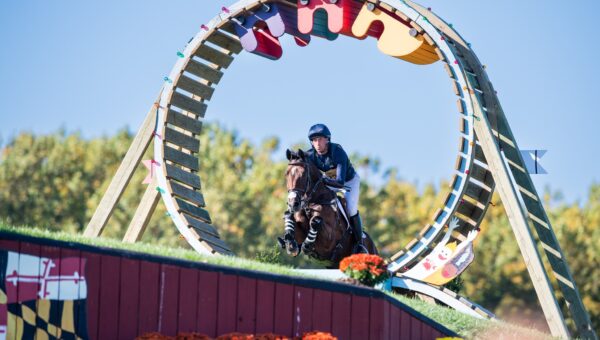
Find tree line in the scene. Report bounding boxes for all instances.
[0,125,598,332]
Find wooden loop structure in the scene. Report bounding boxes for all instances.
[85,0,597,338]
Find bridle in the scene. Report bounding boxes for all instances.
[288,160,322,211]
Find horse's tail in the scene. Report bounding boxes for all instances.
[363,231,379,255]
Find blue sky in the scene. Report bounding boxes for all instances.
[1,0,599,204]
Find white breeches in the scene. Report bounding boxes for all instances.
[344,174,360,216]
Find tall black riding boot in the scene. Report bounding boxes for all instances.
[350,212,368,254]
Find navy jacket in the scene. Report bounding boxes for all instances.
[305,142,356,184]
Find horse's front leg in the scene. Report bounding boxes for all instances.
[277,211,300,257]
[302,215,323,255]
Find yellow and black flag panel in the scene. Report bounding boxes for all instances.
[6,299,88,340]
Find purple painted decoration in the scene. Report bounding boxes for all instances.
[232,3,310,59]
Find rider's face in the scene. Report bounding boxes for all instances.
[311,136,328,155]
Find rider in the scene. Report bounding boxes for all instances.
[305,123,367,254]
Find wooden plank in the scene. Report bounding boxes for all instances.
[171,181,205,206]
[274,283,294,336]
[331,292,351,339]
[164,145,199,171]
[400,309,411,339]
[470,162,494,188]
[166,163,201,189]
[158,264,179,336]
[217,272,238,335]
[138,260,161,335]
[443,62,455,79]
[457,99,465,114]
[390,302,400,340]
[197,270,219,337]
[369,298,385,340]
[421,320,434,340]
[205,30,243,54]
[237,277,257,334]
[166,109,204,133]
[464,180,491,203]
[191,229,232,254]
[60,247,88,339]
[183,213,219,237]
[82,251,101,340]
[350,295,370,340]
[176,74,215,101]
[177,267,199,333]
[37,245,63,338]
[410,318,422,340]
[117,258,141,340]
[98,255,121,340]
[165,126,200,153]
[195,44,234,68]
[84,97,158,237]
[452,80,461,96]
[185,59,224,84]
[255,280,275,334]
[312,290,332,334]
[169,91,207,118]
[123,180,160,243]
[176,198,212,223]
[457,199,483,222]
[293,286,313,337]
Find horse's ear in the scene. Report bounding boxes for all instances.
[297,149,305,160]
[286,149,292,161]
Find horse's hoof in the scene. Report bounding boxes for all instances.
[302,241,315,254]
[277,237,286,249]
[286,240,299,257]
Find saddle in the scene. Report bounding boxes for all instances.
[325,185,351,228]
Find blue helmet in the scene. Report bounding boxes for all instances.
[308,124,331,141]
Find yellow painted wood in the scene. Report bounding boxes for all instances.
[351,3,438,64]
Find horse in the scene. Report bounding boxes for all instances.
[278,149,377,268]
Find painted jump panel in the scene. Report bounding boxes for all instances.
[0,230,457,340]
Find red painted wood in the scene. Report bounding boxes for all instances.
[117,258,140,340]
[60,247,87,339]
[217,272,238,335]
[98,255,121,340]
[236,276,257,334]
[331,292,351,340]
[40,245,63,338]
[382,301,391,340]
[410,319,422,339]
[369,298,385,340]
[421,320,434,340]
[138,260,160,336]
[255,280,275,334]
[390,303,400,339]
[350,295,370,340]
[17,242,41,303]
[293,286,313,337]
[311,289,332,333]
[158,264,179,336]
[177,267,199,334]
[0,239,19,251]
[197,270,218,337]
[273,283,294,336]
[400,309,411,339]
[81,251,101,340]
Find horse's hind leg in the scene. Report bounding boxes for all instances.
[302,216,322,254]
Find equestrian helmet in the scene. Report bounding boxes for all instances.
[308,123,331,141]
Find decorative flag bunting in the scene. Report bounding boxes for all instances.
[142,159,161,184]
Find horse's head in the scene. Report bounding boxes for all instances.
[285,149,312,213]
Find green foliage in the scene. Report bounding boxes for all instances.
[444,275,465,295]
[1,126,599,333]
[254,244,284,265]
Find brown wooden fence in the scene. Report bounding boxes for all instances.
[0,231,457,339]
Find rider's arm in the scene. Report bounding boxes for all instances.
[332,145,350,185]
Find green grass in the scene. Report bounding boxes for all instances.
[0,222,553,339]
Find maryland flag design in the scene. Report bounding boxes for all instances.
[0,250,88,340]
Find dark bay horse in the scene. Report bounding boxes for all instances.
[278,149,377,268]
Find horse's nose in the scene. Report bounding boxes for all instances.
[287,191,298,209]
